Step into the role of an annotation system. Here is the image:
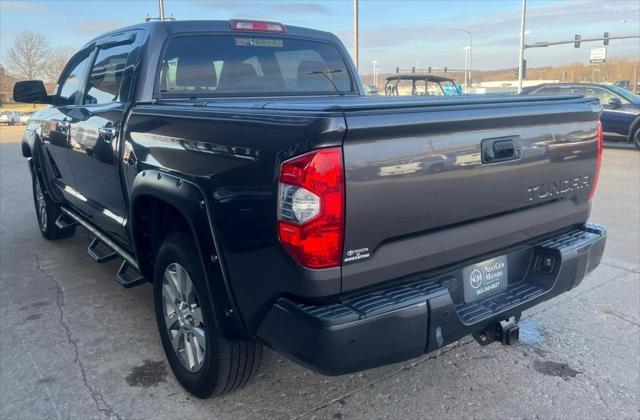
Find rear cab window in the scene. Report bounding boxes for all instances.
[158,34,354,97]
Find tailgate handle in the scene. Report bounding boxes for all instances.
[482,137,521,163]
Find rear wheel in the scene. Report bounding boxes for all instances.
[31,169,76,240]
[153,233,262,398]
[632,127,640,150]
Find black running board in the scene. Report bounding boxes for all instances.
[60,207,146,288]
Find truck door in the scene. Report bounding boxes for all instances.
[67,32,141,245]
[40,49,93,202]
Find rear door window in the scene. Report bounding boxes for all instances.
[159,35,353,96]
[85,42,135,105]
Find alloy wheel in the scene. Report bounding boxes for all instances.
[35,177,47,231]
[162,262,206,372]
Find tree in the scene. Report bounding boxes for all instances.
[6,31,50,80]
[44,47,75,83]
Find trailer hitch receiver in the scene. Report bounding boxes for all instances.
[473,316,519,346]
[496,317,519,345]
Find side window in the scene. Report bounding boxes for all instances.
[85,43,133,105]
[569,87,586,96]
[536,87,561,95]
[536,86,577,95]
[58,52,92,105]
[585,88,618,104]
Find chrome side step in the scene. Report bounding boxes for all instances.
[117,261,146,288]
[88,236,119,263]
[54,213,78,230]
[60,207,146,288]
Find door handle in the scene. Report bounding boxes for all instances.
[98,124,118,144]
[482,137,522,163]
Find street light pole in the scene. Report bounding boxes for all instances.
[372,60,378,89]
[452,28,472,91]
[463,47,470,91]
[517,0,527,93]
[353,0,359,71]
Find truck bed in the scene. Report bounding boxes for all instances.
[149,94,601,295]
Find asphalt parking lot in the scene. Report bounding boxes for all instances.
[1,124,638,419]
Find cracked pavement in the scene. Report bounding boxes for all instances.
[1,126,638,419]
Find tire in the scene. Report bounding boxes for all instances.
[153,232,262,398]
[632,127,640,150]
[31,169,76,240]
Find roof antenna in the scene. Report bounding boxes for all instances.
[144,1,175,22]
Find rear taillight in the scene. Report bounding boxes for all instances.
[589,120,603,200]
[230,19,286,33]
[277,148,344,269]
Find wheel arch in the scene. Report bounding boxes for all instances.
[129,170,246,339]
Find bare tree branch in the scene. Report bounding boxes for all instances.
[44,47,75,83]
[6,31,50,80]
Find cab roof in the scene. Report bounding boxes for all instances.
[85,19,336,46]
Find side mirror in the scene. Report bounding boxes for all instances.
[13,80,53,104]
[608,97,622,108]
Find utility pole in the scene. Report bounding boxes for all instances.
[372,60,378,89]
[158,0,165,21]
[452,28,472,91]
[517,0,527,93]
[353,0,359,71]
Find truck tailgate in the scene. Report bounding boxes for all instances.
[340,96,601,292]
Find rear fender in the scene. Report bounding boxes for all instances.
[129,170,245,338]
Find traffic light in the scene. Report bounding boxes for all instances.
[603,32,609,46]
[411,66,415,73]
[395,66,399,74]
[428,66,432,73]
[574,34,581,48]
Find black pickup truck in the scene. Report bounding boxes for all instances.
[15,20,606,398]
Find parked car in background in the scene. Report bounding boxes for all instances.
[364,84,379,95]
[19,112,33,125]
[385,75,461,96]
[0,110,20,125]
[521,83,640,149]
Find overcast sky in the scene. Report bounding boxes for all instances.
[1,0,639,73]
